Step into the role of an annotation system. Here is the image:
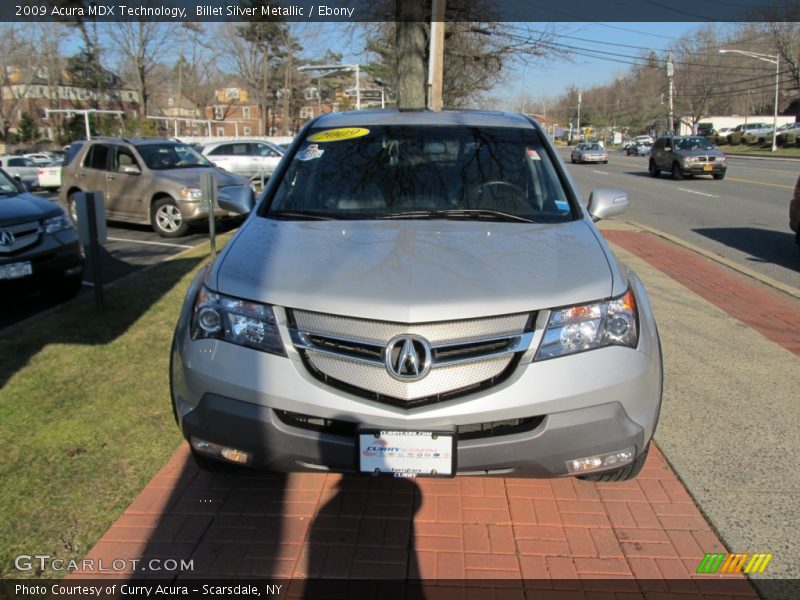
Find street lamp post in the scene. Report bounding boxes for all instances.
[719,49,780,152]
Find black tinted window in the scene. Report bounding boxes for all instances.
[266,125,574,221]
[85,144,110,170]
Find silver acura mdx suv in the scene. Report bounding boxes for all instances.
[171,110,663,481]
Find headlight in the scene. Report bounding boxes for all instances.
[535,289,638,360]
[180,186,203,201]
[191,286,285,356]
[682,156,698,164]
[43,214,71,233]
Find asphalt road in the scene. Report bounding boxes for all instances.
[560,148,800,291]
[1,191,234,329]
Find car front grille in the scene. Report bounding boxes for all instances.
[0,220,41,255]
[289,309,534,408]
[274,409,545,441]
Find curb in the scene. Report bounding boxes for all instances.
[625,220,800,301]
[718,152,800,162]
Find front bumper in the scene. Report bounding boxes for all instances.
[171,276,662,478]
[0,231,84,288]
[681,162,726,175]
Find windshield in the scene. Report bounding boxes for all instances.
[136,143,212,170]
[676,137,714,151]
[586,143,603,151]
[0,170,21,196]
[264,125,575,222]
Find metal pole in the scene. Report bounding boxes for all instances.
[772,55,779,152]
[381,87,385,109]
[667,52,674,135]
[84,111,91,139]
[174,118,178,138]
[201,173,217,260]
[577,92,581,141]
[86,192,104,311]
[355,65,361,110]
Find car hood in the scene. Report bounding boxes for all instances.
[678,148,724,157]
[153,167,249,188]
[0,193,62,225]
[214,219,616,322]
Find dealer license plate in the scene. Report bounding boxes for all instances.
[358,430,455,478]
[703,164,713,171]
[0,261,33,280]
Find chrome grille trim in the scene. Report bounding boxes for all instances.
[0,221,41,254]
[289,310,533,405]
[292,310,530,345]
[290,329,534,368]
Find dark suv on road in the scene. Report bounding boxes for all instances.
[0,168,84,302]
[60,138,253,237]
[649,135,727,180]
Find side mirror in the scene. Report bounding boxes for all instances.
[121,165,141,175]
[587,188,629,222]
[12,175,28,192]
[217,186,256,215]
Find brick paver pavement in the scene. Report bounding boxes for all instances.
[70,228,799,598]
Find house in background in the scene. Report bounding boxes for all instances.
[1,64,139,142]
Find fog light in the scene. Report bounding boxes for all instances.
[220,448,250,464]
[566,447,635,474]
[190,437,250,464]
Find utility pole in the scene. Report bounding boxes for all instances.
[576,91,582,141]
[427,0,446,110]
[667,52,674,135]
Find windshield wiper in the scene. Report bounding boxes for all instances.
[379,209,537,223]
[268,210,336,221]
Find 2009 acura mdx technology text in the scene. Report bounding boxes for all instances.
[171,110,663,481]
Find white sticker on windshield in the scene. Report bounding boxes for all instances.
[526,148,541,160]
[296,144,324,161]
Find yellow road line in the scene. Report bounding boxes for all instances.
[726,177,794,189]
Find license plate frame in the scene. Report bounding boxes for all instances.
[0,261,33,280]
[357,429,456,478]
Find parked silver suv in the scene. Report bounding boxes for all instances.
[171,110,663,481]
[60,138,254,237]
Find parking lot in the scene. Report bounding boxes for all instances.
[1,190,234,329]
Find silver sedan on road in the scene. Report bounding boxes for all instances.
[571,142,609,164]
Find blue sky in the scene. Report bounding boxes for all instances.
[493,22,705,104]
[305,21,708,106]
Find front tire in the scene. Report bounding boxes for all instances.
[672,162,684,180]
[151,197,190,238]
[713,172,726,180]
[67,192,80,226]
[648,160,660,178]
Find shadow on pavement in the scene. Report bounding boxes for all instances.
[694,227,800,271]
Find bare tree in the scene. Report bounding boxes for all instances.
[107,21,176,121]
[219,22,286,135]
[0,24,36,141]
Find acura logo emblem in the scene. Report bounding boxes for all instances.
[384,335,432,381]
[0,230,14,246]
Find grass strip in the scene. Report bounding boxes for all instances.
[0,236,228,578]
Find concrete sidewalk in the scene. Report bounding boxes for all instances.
[71,221,799,597]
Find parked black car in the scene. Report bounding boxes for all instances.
[0,168,84,302]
